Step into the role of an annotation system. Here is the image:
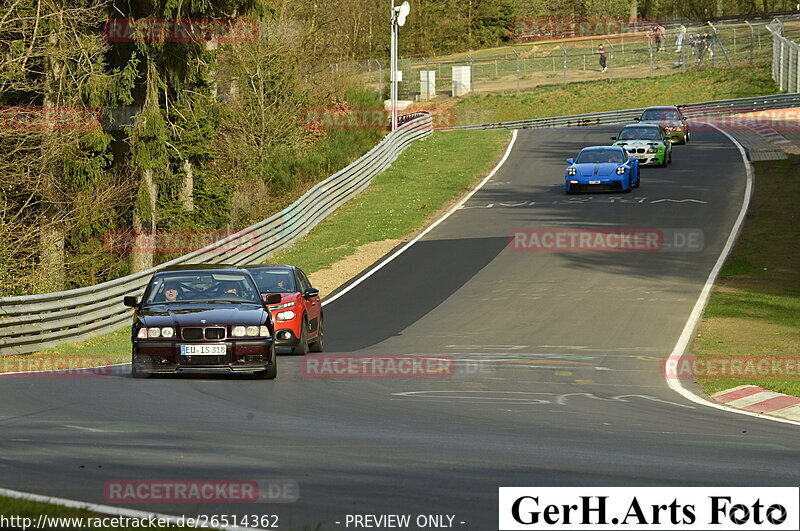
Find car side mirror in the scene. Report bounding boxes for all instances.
[610,136,617,141]
[304,288,320,299]
[565,158,574,164]
[264,293,282,305]
[123,296,138,308]
[634,117,640,122]
[628,158,637,164]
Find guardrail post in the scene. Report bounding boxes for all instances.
[604,38,614,81]
[513,49,521,92]
[745,20,754,65]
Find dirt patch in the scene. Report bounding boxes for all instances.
[309,239,403,298]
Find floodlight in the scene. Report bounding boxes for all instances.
[396,1,410,26]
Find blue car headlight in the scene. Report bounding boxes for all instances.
[567,167,577,176]
[616,166,627,175]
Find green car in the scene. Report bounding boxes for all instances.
[611,124,672,167]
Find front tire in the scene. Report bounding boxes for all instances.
[309,318,324,352]
[255,343,277,379]
[291,317,309,356]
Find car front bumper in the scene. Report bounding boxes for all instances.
[133,339,273,373]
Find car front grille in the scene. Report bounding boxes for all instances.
[205,327,226,340]
[182,328,203,340]
[180,327,227,341]
[570,182,624,193]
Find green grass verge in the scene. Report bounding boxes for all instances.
[270,129,510,273]
[6,129,510,370]
[692,155,800,396]
[453,64,779,125]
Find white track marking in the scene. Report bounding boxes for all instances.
[665,123,800,426]
[323,130,518,306]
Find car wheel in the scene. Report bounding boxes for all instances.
[668,150,672,164]
[309,318,324,352]
[684,131,690,144]
[292,317,309,356]
[256,343,277,379]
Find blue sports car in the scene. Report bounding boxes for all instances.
[565,146,640,194]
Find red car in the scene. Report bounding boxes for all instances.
[244,265,323,355]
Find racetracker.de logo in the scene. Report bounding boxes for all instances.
[509,228,703,253]
[498,487,799,530]
[301,355,456,378]
[0,106,101,130]
[663,355,800,380]
[103,18,259,43]
[511,17,659,41]
[103,229,259,255]
[0,357,113,378]
[104,479,298,504]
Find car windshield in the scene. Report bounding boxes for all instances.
[248,269,297,293]
[575,149,625,164]
[641,109,680,121]
[620,127,662,141]
[142,272,261,305]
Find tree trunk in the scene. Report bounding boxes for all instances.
[180,159,194,211]
[38,21,65,292]
[131,168,157,272]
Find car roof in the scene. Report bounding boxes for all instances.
[580,146,625,151]
[622,123,661,129]
[243,264,295,271]
[155,264,243,274]
[643,105,679,110]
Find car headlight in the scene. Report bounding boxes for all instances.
[259,326,270,337]
[246,326,259,336]
[276,310,295,321]
[160,327,175,338]
[137,327,147,339]
[147,327,161,338]
[616,166,627,174]
[269,301,295,310]
[567,167,577,176]
[137,327,174,339]
[647,148,659,153]
[232,326,246,337]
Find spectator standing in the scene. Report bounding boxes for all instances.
[675,24,687,53]
[657,24,666,52]
[597,43,607,72]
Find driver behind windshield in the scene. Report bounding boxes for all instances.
[161,281,183,302]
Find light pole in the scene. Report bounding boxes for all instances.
[390,1,410,131]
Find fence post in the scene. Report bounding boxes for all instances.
[789,44,800,92]
[374,59,383,98]
[648,35,653,76]
[707,21,731,67]
[559,44,567,87]
[605,38,614,81]
[422,57,431,100]
[467,53,475,93]
[513,49,521,92]
[745,20,754,64]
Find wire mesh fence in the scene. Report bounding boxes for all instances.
[341,16,800,103]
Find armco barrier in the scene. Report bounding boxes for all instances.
[0,113,433,356]
[441,93,800,131]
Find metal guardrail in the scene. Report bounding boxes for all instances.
[0,113,433,356]
[441,93,800,131]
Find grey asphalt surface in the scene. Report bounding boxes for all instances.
[1,126,799,531]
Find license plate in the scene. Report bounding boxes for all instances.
[181,344,226,356]
[589,180,601,184]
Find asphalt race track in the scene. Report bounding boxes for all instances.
[1,126,799,530]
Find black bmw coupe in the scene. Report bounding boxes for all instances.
[123,265,281,379]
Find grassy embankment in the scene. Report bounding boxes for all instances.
[692,156,800,397]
